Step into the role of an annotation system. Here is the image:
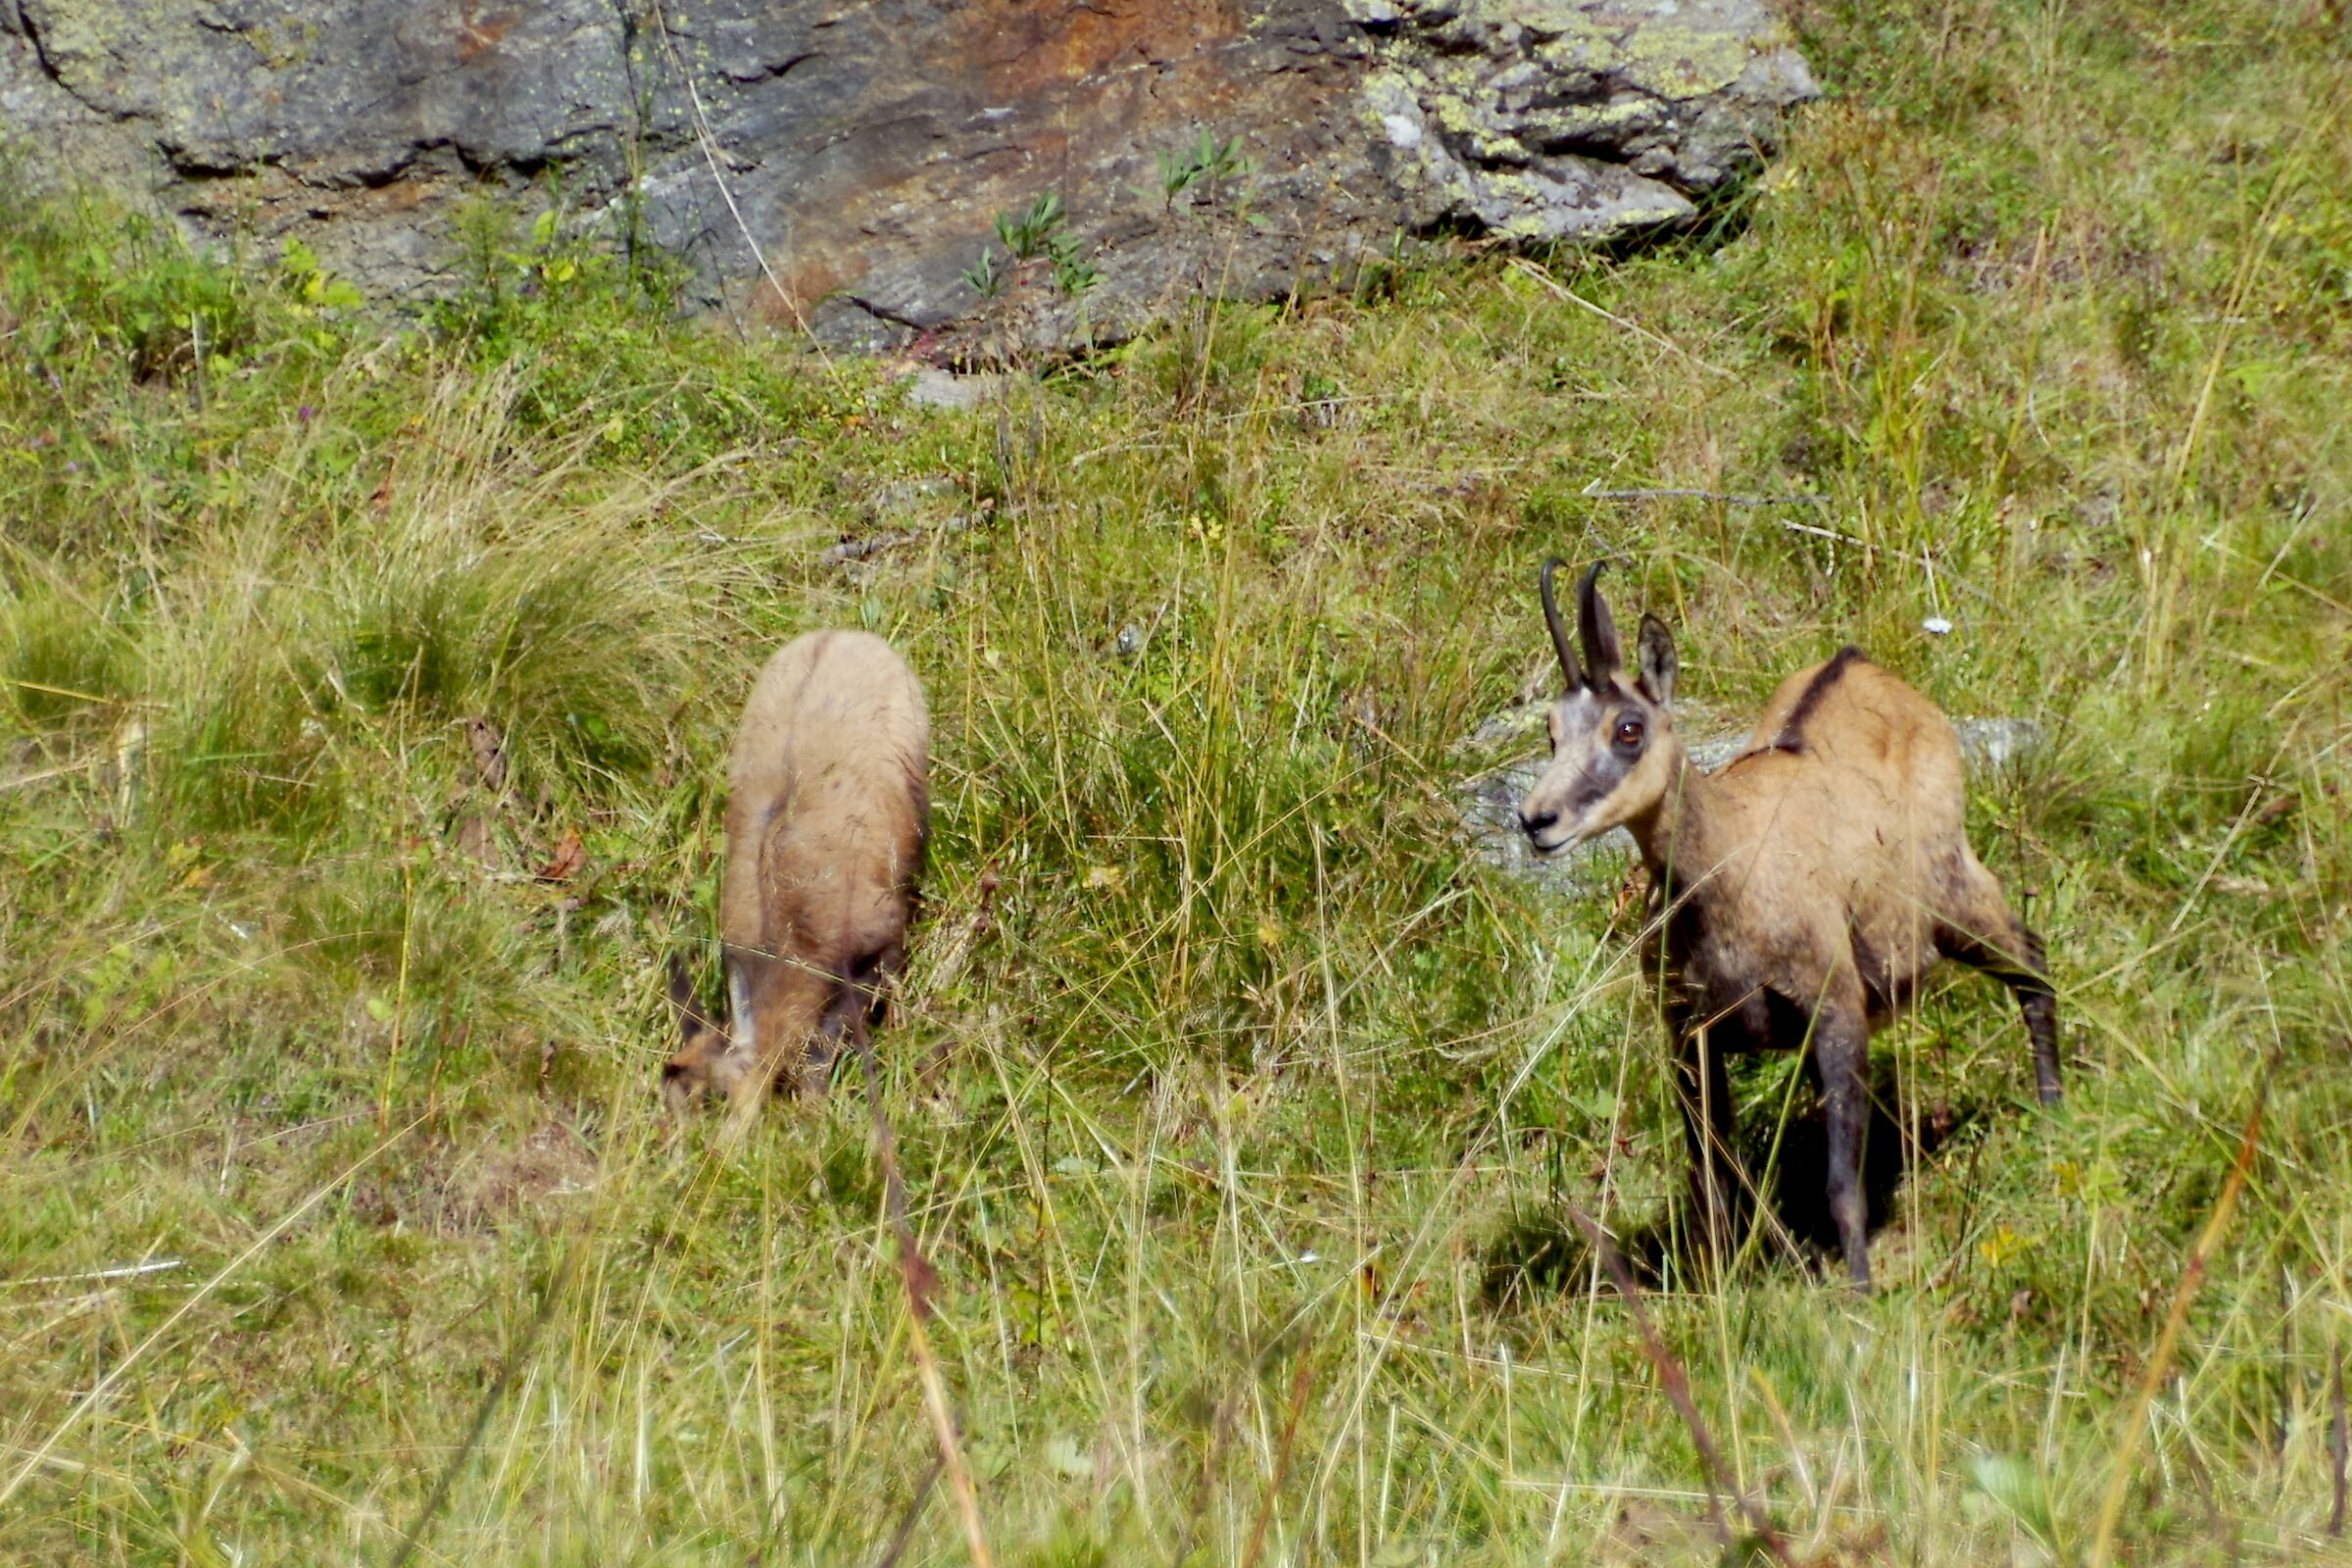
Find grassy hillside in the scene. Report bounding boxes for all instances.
[3,1,2348,1562]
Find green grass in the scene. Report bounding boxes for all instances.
[3,0,2350,1561]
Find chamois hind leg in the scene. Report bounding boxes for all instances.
[1808,994,1874,1291]
[1673,1025,1747,1277]
[1936,869,2061,1106]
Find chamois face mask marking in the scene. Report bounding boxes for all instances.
[1521,684,1651,853]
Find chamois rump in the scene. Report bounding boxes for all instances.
[1517,561,2058,1289]
[663,630,930,1127]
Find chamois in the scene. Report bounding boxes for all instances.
[663,630,930,1128]
[1517,561,2058,1289]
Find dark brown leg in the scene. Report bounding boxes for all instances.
[1812,1004,1872,1291]
[1940,917,2062,1106]
[2020,971,2060,1107]
[799,979,865,1100]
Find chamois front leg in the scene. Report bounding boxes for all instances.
[1811,1001,1873,1291]
[719,955,833,1140]
[800,976,863,1100]
[804,945,900,1100]
[1673,1025,1745,1276]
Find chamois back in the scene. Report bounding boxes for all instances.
[1707,649,1976,1010]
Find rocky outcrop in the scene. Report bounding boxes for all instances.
[0,1,1814,353]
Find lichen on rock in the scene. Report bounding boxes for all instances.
[1348,0,1815,247]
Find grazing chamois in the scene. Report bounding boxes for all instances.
[663,630,930,1128]
[1517,561,2058,1288]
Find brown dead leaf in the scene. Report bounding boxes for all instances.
[535,828,586,883]
[2252,792,2296,826]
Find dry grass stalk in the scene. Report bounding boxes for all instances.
[856,1026,996,1568]
[2086,1072,2271,1568]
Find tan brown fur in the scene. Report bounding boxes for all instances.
[1518,562,2057,1289]
[663,630,929,1127]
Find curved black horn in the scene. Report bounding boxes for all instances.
[1577,560,1622,678]
[1539,558,1582,688]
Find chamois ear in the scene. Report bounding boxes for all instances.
[1636,613,1677,707]
[665,955,711,1042]
[1576,561,1622,678]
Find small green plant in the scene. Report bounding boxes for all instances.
[1157,128,1250,211]
[278,237,365,314]
[1045,230,1100,297]
[0,202,266,384]
[994,190,1067,262]
[966,191,1098,299]
[424,194,683,360]
[961,245,1006,300]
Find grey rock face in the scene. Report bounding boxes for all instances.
[0,1,1813,350]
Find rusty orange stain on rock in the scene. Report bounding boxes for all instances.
[457,7,516,61]
[755,259,859,329]
[946,0,1242,101]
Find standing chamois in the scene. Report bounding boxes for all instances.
[664,630,930,1129]
[1517,561,2058,1289]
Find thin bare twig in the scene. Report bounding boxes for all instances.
[389,1235,579,1568]
[2,1257,183,1289]
[875,1454,946,1568]
[1507,258,1738,380]
[0,1119,425,1510]
[856,1023,996,1568]
[1581,483,1827,508]
[646,0,835,367]
[1565,1204,1794,1567]
[2086,1070,2271,1568]
[0,758,104,799]
[1776,517,2002,610]
[822,514,976,566]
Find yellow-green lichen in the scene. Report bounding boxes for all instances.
[1524,95,1649,140]
[1611,24,1752,99]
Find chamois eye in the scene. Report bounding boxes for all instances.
[1614,716,1644,748]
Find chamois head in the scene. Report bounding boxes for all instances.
[662,955,745,1115]
[1517,560,1682,855]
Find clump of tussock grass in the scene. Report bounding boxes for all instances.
[0,556,138,735]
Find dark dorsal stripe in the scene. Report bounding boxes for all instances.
[1771,645,1866,753]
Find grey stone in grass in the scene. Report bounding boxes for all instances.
[862,476,961,521]
[904,369,1005,413]
[1459,711,2045,894]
